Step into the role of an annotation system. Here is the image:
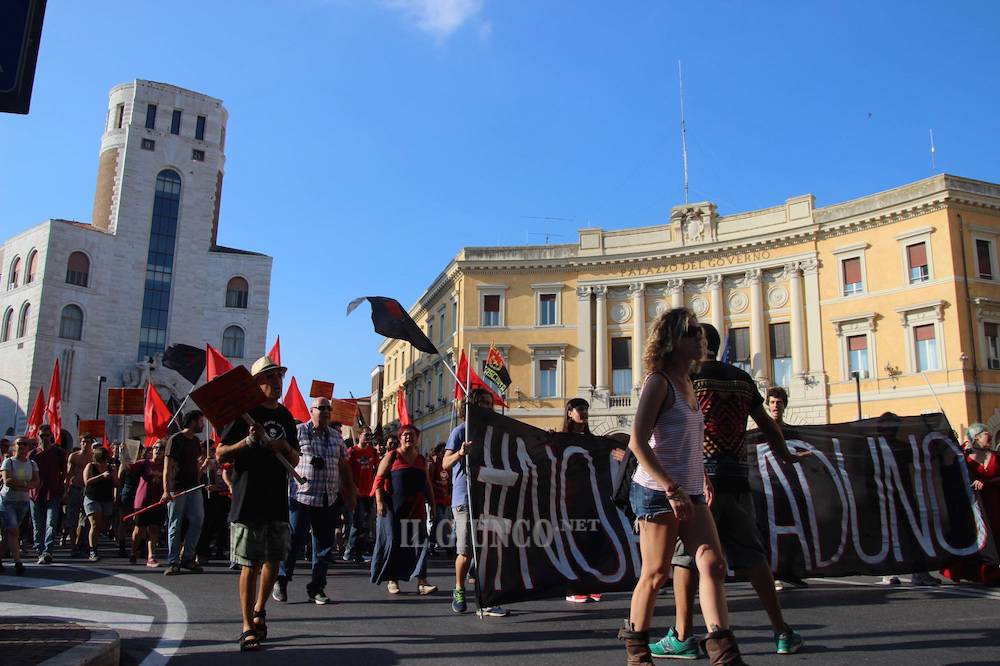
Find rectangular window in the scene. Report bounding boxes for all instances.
[195,115,206,141]
[906,242,929,283]
[437,369,444,401]
[976,239,994,279]
[611,337,632,395]
[538,359,558,398]
[416,387,423,412]
[145,103,157,130]
[141,138,155,151]
[727,327,751,373]
[986,323,1000,370]
[482,294,501,327]
[914,324,938,371]
[438,311,445,345]
[452,301,458,333]
[847,335,869,378]
[842,257,863,295]
[191,149,205,162]
[170,109,182,135]
[428,319,434,346]
[539,293,557,326]
[769,322,792,388]
[115,103,125,129]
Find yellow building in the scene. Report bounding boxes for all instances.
[378,174,1000,446]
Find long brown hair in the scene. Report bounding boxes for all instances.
[643,307,697,373]
[562,398,591,435]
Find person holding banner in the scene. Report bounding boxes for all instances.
[131,442,166,567]
[163,410,208,575]
[651,322,804,660]
[620,309,747,666]
[216,355,300,652]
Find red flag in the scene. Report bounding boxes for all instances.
[46,359,62,444]
[397,386,411,426]
[206,343,233,381]
[454,350,506,407]
[25,387,45,439]
[144,384,171,446]
[283,376,310,424]
[268,336,281,365]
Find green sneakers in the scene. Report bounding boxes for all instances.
[775,625,803,655]
[452,588,467,613]
[649,627,699,659]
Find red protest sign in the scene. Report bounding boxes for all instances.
[78,420,106,438]
[309,380,335,399]
[190,366,267,431]
[328,398,356,425]
[107,388,145,415]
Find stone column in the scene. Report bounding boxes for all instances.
[802,258,823,374]
[594,286,609,394]
[747,269,765,377]
[630,283,645,393]
[706,275,724,338]
[576,286,592,395]
[667,278,684,309]
[786,263,806,375]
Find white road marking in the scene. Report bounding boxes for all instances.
[807,576,1000,600]
[0,601,154,632]
[0,574,148,599]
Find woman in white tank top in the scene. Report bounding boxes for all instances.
[618,308,748,665]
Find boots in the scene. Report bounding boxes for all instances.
[701,629,748,665]
[617,620,653,665]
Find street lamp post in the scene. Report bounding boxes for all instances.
[95,376,107,419]
[0,377,20,435]
[851,371,862,421]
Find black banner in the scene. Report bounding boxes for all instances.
[466,406,640,607]
[465,409,989,607]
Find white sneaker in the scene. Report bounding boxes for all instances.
[880,575,901,585]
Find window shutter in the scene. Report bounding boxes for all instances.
[907,242,927,268]
[483,295,500,312]
[769,323,790,357]
[914,324,935,342]
[842,257,862,284]
[848,335,868,351]
[611,337,631,369]
[977,240,993,277]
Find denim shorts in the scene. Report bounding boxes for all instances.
[0,499,30,529]
[84,498,114,517]
[629,482,706,521]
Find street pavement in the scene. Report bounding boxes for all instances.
[2,550,1000,665]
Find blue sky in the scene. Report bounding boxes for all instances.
[2,1,999,398]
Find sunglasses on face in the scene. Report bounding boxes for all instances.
[313,406,332,412]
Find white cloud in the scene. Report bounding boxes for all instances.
[384,0,485,40]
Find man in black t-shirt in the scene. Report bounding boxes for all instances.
[217,356,299,652]
[163,410,207,575]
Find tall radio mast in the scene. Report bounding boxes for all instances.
[679,60,690,204]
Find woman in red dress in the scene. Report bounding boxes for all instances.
[941,424,1000,585]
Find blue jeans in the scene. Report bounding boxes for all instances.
[31,497,61,555]
[345,497,374,560]
[167,490,205,565]
[280,498,336,593]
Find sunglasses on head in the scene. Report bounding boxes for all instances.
[681,325,703,338]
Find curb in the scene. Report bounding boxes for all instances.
[39,627,120,666]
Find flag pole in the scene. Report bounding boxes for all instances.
[463,343,486,617]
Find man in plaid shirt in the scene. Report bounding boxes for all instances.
[273,397,357,604]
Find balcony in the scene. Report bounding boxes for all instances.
[609,395,632,408]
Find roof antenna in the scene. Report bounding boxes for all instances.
[679,60,690,204]
[929,129,936,171]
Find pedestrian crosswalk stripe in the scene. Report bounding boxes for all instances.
[0,601,155,632]
[0,574,148,600]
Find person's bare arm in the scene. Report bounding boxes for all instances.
[374,453,393,516]
[750,405,807,464]
[339,456,357,510]
[442,444,467,471]
[160,456,173,501]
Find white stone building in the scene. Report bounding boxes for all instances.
[0,80,272,436]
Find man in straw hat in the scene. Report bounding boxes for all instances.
[216,355,300,652]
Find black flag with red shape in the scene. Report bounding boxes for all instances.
[347,296,438,355]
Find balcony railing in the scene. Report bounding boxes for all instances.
[609,395,632,408]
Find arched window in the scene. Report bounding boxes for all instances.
[16,302,31,338]
[226,277,249,308]
[7,256,21,289]
[0,308,12,342]
[66,252,90,287]
[59,305,84,341]
[25,250,38,284]
[222,325,245,359]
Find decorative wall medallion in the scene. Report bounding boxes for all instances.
[691,296,709,317]
[648,300,668,319]
[728,292,749,314]
[767,286,789,308]
[610,302,632,323]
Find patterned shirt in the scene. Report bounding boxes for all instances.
[291,421,348,507]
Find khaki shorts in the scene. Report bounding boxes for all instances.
[231,521,290,567]
[672,490,768,572]
[453,505,472,556]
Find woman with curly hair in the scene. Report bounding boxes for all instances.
[617,308,747,665]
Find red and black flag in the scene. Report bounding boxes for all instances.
[347,296,438,355]
[162,343,207,385]
[484,344,512,396]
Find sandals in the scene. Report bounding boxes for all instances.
[252,609,267,641]
[238,629,260,651]
[387,580,400,594]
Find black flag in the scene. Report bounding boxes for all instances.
[162,343,207,385]
[347,296,438,354]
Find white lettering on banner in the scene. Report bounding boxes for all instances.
[760,432,989,571]
[513,437,575,582]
